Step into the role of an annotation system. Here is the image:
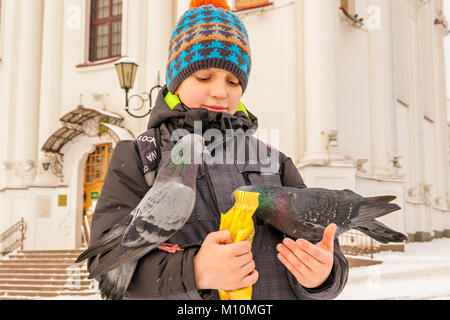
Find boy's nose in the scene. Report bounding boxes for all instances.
[210,81,228,99]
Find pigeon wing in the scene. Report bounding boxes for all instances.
[121,180,196,248]
[290,188,341,226]
[89,181,195,278]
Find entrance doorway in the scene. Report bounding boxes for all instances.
[82,143,113,244]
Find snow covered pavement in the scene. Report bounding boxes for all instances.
[336,238,450,300]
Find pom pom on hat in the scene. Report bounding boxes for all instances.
[189,0,231,11]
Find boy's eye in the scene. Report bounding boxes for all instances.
[195,75,239,86]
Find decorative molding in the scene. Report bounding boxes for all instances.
[76,55,123,69]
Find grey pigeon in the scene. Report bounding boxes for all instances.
[76,133,206,300]
[235,185,407,244]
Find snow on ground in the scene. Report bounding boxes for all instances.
[43,238,450,300]
[336,238,450,300]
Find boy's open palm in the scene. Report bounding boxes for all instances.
[276,223,337,289]
[194,230,258,291]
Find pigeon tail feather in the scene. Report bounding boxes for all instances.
[88,244,155,279]
[99,261,137,300]
[76,225,126,263]
[76,214,132,263]
[365,195,397,203]
[350,201,401,226]
[353,220,407,244]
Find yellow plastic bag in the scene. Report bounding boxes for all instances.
[218,190,259,300]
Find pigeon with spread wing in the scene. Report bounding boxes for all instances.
[235,185,407,244]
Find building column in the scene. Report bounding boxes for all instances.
[13,0,44,186]
[298,1,356,190]
[367,0,394,177]
[300,0,339,166]
[431,5,450,211]
[36,0,63,185]
[0,0,21,188]
[146,0,174,94]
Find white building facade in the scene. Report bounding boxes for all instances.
[0,0,449,250]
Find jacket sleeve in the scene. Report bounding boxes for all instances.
[280,153,349,300]
[87,140,204,300]
[87,140,148,278]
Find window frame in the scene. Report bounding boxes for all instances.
[88,0,122,62]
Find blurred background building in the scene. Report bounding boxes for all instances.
[0,0,449,252]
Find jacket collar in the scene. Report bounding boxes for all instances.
[147,86,258,134]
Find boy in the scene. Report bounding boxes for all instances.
[88,0,348,300]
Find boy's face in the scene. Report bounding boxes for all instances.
[175,68,243,115]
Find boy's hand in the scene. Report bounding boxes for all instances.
[276,223,337,289]
[194,230,258,291]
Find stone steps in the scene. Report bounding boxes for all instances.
[9,254,81,259]
[0,278,93,286]
[0,289,99,299]
[0,273,90,280]
[0,249,99,300]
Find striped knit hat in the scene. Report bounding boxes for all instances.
[166,0,251,94]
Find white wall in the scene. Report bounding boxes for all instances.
[444,0,450,99]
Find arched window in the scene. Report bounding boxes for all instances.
[89,0,122,61]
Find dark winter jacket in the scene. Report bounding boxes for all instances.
[87,86,349,300]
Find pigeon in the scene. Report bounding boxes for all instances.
[235,185,407,244]
[75,133,206,300]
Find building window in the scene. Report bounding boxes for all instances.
[89,0,122,62]
[233,0,272,11]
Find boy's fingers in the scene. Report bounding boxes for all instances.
[319,223,337,251]
[211,230,234,245]
[230,240,252,256]
[239,259,256,278]
[236,251,253,266]
[241,269,259,288]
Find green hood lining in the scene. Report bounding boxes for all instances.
[164,91,249,117]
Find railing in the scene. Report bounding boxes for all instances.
[338,230,380,259]
[0,217,27,256]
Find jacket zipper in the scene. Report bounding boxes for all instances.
[204,164,221,224]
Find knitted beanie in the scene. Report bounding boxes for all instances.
[166,0,251,94]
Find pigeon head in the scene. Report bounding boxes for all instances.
[235,185,275,210]
[169,134,206,172]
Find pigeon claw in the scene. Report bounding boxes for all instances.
[157,243,184,254]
